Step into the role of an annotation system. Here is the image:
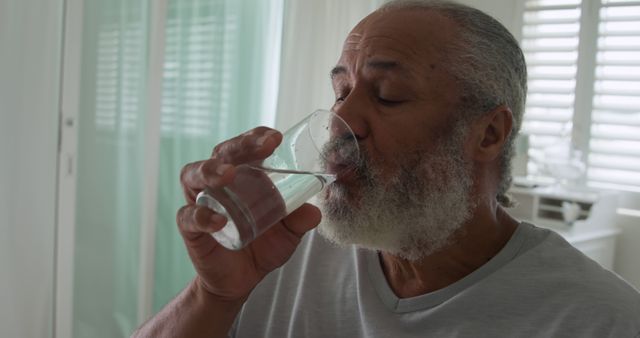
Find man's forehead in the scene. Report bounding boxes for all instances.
[353,7,457,39]
[334,9,457,76]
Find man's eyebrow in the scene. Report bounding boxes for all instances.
[366,60,401,71]
[329,60,411,80]
[366,60,415,77]
[330,65,347,80]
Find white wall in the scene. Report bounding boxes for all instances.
[0,0,64,337]
[613,194,640,290]
[457,0,521,36]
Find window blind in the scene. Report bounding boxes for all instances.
[520,0,583,174]
[588,0,640,190]
[94,4,146,134]
[161,0,237,137]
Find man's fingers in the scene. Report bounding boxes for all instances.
[244,203,322,275]
[280,203,322,237]
[180,128,283,203]
[176,205,229,264]
[176,204,228,237]
[211,127,283,165]
[180,159,236,202]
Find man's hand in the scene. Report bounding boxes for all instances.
[177,126,321,302]
[134,127,321,338]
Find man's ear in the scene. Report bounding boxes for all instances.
[467,105,513,162]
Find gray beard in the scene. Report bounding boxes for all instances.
[318,131,475,261]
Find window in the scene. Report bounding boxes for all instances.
[161,0,237,137]
[94,3,146,134]
[160,0,282,139]
[153,0,284,312]
[520,0,640,192]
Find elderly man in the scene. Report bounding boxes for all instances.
[135,0,640,337]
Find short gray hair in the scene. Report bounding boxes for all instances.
[379,0,527,207]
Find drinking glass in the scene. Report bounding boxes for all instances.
[196,109,359,250]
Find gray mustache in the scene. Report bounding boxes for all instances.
[321,134,362,167]
[321,135,375,184]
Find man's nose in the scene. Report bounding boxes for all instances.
[332,90,369,141]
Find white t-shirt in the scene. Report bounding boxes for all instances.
[230,223,640,337]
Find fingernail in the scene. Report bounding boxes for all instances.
[215,163,232,176]
[211,214,226,224]
[256,130,278,147]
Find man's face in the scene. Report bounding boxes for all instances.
[326,9,463,194]
[318,9,476,259]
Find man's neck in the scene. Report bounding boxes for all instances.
[378,205,519,298]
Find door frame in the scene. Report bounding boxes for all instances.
[54,0,83,336]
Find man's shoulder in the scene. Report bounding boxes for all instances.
[516,224,638,292]
[505,224,640,326]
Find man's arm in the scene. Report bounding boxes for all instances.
[132,128,320,337]
[133,278,244,338]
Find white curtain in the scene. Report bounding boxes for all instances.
[276,0,386,130]
[71,0,286,334]
[71,1,150,337]
[152,0,284,314]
